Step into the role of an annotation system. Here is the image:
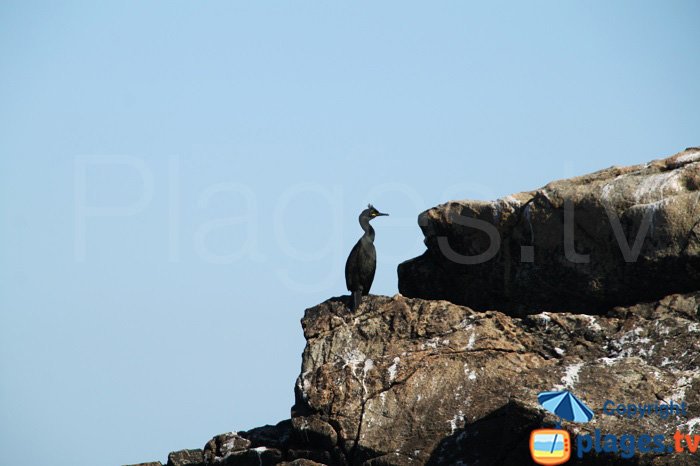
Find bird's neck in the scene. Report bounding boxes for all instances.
[360,217,375,242]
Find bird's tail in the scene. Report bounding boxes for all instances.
[351,290,362,311]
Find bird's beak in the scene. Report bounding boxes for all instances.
[377,212,389,216]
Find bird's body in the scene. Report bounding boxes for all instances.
[345,234,377,303]
[345,205,388,310]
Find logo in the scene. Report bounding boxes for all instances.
[530,390,697,463]
[530,390,593,465]
[530,428,571,465]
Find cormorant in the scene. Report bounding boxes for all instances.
[345,204,388,310]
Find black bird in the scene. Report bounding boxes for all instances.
[345,204,388,310]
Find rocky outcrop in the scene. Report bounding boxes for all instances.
[126,149,700,466]
[398,148,700,314]
[292,293,700,465]
[130,291,700,466]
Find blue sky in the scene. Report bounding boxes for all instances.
[1,2,698,465]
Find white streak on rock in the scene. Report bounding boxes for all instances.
[633,170,684,203]
[683,417,700,434]
[581,315,602,332]
[466,332,476,350]
[671,374,697,400]
[361,359,374,395]
[555,362,583,390]
[388,357,400,382]
[449,410,465,434]
[342,348,367,372]
[675,151,700,164]
[524,203,535,243]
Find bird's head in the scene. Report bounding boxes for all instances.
[362,204,389,220]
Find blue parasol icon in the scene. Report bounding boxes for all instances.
[538,390,594,424]
[537,390,594,457]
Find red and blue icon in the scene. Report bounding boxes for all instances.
[530,428,571,465]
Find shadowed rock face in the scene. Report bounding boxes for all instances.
[398,148,700,315]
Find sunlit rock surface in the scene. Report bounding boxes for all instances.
[291,293,700,465]
[129,292,699,465]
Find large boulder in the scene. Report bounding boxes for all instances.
[398,147,700,314]
[135,291,699,465]
[293,293,700,465]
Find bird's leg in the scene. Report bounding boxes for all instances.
[352,290,362,311]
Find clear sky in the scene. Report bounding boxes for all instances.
[0,2,698,465]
